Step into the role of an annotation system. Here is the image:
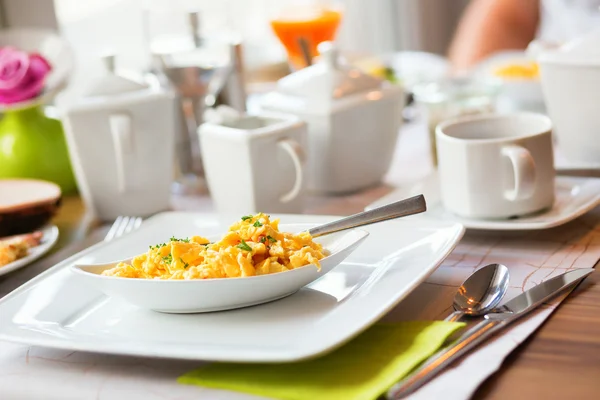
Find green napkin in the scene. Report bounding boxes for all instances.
[178,321,464,400]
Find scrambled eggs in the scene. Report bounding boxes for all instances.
[494,62,539,79]
[101,214,326,280]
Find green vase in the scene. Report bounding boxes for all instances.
[0,104,77,194]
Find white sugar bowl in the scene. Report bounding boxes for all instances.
[260,43,404,194]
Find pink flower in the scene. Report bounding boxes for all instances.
[0,47,52,104]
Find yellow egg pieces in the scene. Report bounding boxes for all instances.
[101,214,326,280]
[494,62,539,80]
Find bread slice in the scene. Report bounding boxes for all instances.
[0,179,61,236]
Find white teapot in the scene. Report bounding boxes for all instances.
[60,55,179,220]
[260,43,404,194]
[537,29,600,165]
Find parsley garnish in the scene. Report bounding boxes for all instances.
[241,215,253,221]
[267,235,277,243]
[180,257,189,269]
[162,254,173,264]
[253,220,263,227]
[237,240,252,251]
[170,236,190,243]
[150,242,168,250]
[260,237,266,244]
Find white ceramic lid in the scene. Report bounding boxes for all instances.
[275,42,383,101]
[539,28,600,66]
[84,54,149,97]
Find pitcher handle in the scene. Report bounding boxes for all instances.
[278,139,305,203]
[109,113,134,194]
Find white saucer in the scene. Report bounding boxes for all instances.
[366,173,600,230]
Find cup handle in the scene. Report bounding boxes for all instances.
[278,139,305,203]
[501,145,536,201]
[109,113,134,194]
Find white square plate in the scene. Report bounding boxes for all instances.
[0,212,464,362]
[367,174,600,231]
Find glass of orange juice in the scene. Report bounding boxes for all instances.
[269,1,343,70]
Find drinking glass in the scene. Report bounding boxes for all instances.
[269,0,343,70]
[413,76,501,167]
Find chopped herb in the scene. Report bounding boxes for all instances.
[170,236,190,243]
[267,235,277,243]
[180,257,190,269]
[162,254,173,264]
[150,242,168,250]
[253,220,263,227]
[241,215,253,221]
[383,66,398,84]
[237,240,252,251]
[260,237,266,244]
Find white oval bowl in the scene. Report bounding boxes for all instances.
[71,229,369,313]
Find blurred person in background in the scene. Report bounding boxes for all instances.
[449,0,600,70]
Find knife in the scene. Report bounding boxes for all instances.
[386,268,595,398]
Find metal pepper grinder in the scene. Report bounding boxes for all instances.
[149,11,247,194]
[216,38,247,112]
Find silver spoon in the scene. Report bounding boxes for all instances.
[445,263,510,322]
[384,264,510,399]
[307,194,426,238]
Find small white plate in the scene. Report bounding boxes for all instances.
[71,229,369,313]
[0,212,463,362]
[367,173,600,230]
[0,225,59,277]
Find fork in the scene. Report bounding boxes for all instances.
[103,216,143,242]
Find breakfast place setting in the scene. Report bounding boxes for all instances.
[1,1,600,399]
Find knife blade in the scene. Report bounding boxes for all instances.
[386,268,595,398]
[490,268,593,318]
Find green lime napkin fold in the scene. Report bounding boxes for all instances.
[178,321,465,400]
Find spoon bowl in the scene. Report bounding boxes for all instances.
[446,263,510,322]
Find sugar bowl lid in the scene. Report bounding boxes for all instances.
[538,28,600,66]
[276,42,383,100]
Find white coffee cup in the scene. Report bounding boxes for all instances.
[436,112,555,219]
[199,113,307,215]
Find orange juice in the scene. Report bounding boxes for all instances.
[271,7,342,70]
